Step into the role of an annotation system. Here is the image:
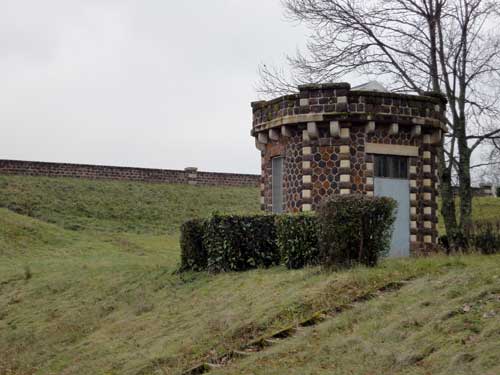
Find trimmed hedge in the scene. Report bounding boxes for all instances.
[317,194,396,267]
[276,214,319,269]
[179,219,207,271]
[204,214,280,272]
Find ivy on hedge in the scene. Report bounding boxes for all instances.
[180,194,397,273]
[204,213,280,272]
[317,194,396,268]
[275,214,319,269]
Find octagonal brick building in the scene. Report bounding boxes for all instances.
[250,82,446,256]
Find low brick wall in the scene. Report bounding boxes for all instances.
[0,160,259,187]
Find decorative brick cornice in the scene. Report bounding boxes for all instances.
[251,83,447,137]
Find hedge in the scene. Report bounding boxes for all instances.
[317,194,396,267]
[275,214,319,269]
[470,221,500,255]
[203,214,280,272]
[179,219,207,271]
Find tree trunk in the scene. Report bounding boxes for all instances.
[457,122,473,235]
[437,145,457,245]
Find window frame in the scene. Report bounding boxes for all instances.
[374,154,409,179]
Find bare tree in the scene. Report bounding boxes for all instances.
[477,137,500,187]
[258,0,500,239]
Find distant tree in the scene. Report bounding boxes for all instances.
[258,0,500,241]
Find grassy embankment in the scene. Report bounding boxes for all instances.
[0,175,499,375]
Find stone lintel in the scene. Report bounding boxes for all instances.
[365,143,419,157]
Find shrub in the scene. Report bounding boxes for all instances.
[317,194,396,268]
[204,214,279,272]
[438,234,450,252]
[275,214,319,269]
[470,221,500,255]
[179,219,207,271]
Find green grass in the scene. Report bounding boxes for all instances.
[0,175,499,375]
[437,196,500,233]
[0,175,260,234]
[214,256,500,375]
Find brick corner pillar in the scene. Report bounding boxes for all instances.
[184,167,198,185]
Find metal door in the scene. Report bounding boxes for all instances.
[272,157,284,213]
[374,177,410,257]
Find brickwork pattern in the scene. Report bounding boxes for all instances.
[253,83,445,255]
[0,160,260,188]
[260,126,438,254]
[251,83,445,131]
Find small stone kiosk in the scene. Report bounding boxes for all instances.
[250,82,446,255]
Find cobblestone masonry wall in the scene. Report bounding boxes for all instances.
[0,160,259,187]
[253,83,446,254]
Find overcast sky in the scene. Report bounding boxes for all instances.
[1,0,308,174]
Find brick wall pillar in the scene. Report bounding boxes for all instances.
[184,167,198,185]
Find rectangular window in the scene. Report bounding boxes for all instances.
[272,157,284,213]
[374,155,408,179]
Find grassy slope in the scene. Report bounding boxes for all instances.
[437,196,500,233]
[0,175,260,234]
[0,175,499,375]
[215,256,500,375]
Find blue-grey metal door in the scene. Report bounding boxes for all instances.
[374,177,410,257]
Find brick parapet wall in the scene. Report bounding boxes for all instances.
[251,82,447,132]
[0,160,259,187]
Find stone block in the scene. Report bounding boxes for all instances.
[258,132,268,144]
[339,145,350,154]
[299,98,309,106]
[340,174,350,182]
[340,160,350,168]
[330,121,340,137]
[307,122,319,139]
[269,128,280,141]
[389,123,399,135]
[340,127,350,139]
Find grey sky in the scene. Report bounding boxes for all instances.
[1,0,307,174]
